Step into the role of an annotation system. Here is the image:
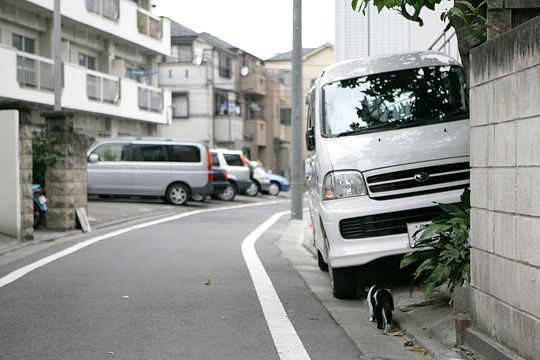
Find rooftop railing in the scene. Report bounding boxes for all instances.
[86,0,119,20]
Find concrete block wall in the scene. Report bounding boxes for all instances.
[469,15,540,360]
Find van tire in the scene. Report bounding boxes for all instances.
[329,264,357,299]
[165,183,189,205]
[218,182,237,201]
[245,181,259,196]
[191,193,206,202]
[317,250,328,272]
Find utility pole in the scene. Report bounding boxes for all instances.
[291,0,303,220]
[53,0,62,111]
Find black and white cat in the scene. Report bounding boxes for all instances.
[367,284,394,332]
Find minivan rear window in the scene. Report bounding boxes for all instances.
[211,153,219,165]
[170,145,201,163]
[131,145,168,162]
[223,154,243,166]
[322,65,469,137]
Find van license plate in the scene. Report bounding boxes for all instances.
[407,222,430,248]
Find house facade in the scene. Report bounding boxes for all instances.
[158,20,292,177]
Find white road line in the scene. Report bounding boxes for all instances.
[0,200,287,289]
[241,211,312,360]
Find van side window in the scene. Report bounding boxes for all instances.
[170,145,201,163]
[223,154,242,166]
[93,144,127,161]
[131,145,168,162]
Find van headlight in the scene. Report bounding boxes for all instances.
[323,171,367,200]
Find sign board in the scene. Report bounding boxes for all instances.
[76,207,92,233]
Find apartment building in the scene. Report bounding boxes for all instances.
[0,0,172,140]
[158,20,292,177]
[335,0,458,62]
[265,43,334,159]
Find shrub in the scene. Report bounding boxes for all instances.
[32,132,58,186]
[400,188,471,304]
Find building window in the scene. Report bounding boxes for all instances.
[79,53,97,70]
[172,93,189,118]
[215,89,240,116]
[219,52,232,78]
[166,45,193,63]
[86,0,119,20]
[280,70,291,86]
[12,34,35,54]
[280,108,292,126]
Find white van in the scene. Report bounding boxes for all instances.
[305,52,470,299]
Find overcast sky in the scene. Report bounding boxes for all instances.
[154,0,336,60]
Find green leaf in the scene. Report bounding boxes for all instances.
[448,7,465,18]
[352,0,359,10]
[456,0,476,12]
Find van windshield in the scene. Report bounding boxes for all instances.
[322,65,469,137]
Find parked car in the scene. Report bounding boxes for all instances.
[87,138,213,206]
[305,51,470,299]
[266,172,289,196]
[210,149,252,196]
[246,160,271,196]
[192,167,237,202]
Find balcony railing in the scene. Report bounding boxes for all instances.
[86,70,120,103]
[16,52,54,91]
[86,0,119,20]
[138,84,163,112]
[137,8,162,39]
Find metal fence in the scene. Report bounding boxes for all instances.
[86,70,120,103]
[138,84,163,112]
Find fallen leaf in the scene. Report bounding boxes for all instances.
[204,279,212,286]
[385,330,406,337]
[404,339,415,347]
[407,346,427,355]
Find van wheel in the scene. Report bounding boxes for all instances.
[218,182,237,201]
[329,263,358,299]
[317,250,328,272]
[166,183,189,205]
[191,193,206,202]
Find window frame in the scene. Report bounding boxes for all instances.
[218,52,232,78]
[172,92,189,118]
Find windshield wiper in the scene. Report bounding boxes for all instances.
[336,122,397,137]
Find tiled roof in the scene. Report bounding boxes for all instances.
[266,48,316,61]
[169,19,198,37]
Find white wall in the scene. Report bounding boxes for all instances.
[0,111,21,239]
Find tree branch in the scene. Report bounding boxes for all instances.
[400,3,424,26]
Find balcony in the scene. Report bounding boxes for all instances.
[138,84,163,112]
[245,119,267,146]
[86,70,120,103]
[137,8,162,39]
[240,73,266,96]
[16,52,54,92]
[0,45,171,125]
[23,0,170,55]
[215,116,243,143]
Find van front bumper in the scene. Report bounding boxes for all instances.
[319,189,464,268]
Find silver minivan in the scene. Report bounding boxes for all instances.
[87,138,213,205]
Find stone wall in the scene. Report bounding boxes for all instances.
[44,112,88,231]
[19,110,34,240]
[469,15,540,359]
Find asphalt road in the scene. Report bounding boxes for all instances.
[0,200,363,360]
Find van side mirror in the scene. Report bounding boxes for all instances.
[306,127,315,151]
[88,154,99,163]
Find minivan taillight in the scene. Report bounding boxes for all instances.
[240,154,247,167]
[223,171,228,180]
[207,148,213,182]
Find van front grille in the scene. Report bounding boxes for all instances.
[339,206,443,239]
[364,161,470,200]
